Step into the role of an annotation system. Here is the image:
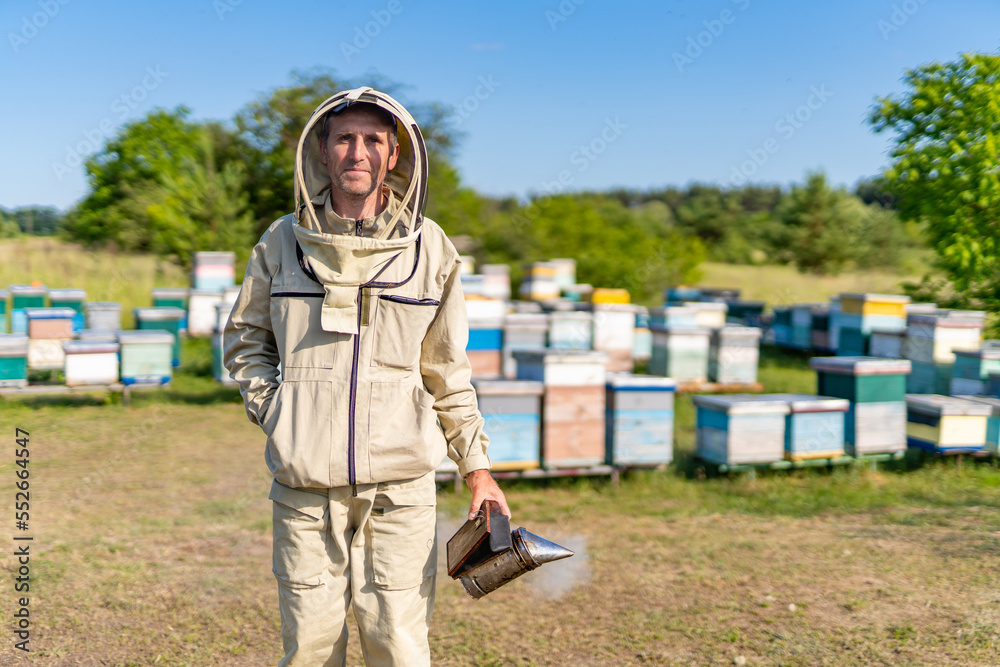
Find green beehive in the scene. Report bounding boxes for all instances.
[48,288,87,331]
[0,334,29,388]
[134,307,185,366]
[117,330,174,385]
[810,356,910,403]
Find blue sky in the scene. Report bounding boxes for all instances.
[2,0,998,210]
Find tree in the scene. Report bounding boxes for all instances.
[870,53,1000,309]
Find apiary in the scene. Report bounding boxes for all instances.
[135,307,185,367]
[649,326,710,382]
[62,340,120,386]
[905,394,991,453]
[472,378,544,470]
[692,394,790,466]
[513,349,607,468]
[604,374,675,467]
[117,330,175,385]
[709,326,761,384]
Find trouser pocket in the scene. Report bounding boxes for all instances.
[369,483,437,591]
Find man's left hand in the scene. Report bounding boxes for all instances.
[464,469,511,521]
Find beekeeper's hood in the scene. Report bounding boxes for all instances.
[292,86,429,335]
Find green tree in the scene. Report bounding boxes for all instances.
[870,53,1000,309]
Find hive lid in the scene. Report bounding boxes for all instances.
[649,325,711,335]
[152,287,190,298]
[471,378,544,395]
[117,329,175,345]
[134,307,186,320]
[193,251,235,262]
[682,301,728,312]
[63,341,120,354]
[691,393,792,415]
[767,393,850,413]
[468,317,505,329]
[504,313,549,327]
[954,348,1000,361]
[9,284,46,295]
[907,314,983,329]
[188,288,225,297]
[605,373,676,390]
[905,394,994,417]
[809,356,912,375]
[24,307,76,319]
[713,326,762,339]
[48,288,87,299]
[840,293,911,304]
[76,329,119,342]
[84,301,122,311]
[0,334,29,350]
[511,349,608,364]
[953,395,1000,415]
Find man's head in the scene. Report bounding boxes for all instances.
[319,102,400,206]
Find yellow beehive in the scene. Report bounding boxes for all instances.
[590,288,630,305]
[840,293,910,317]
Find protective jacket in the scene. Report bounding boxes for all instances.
[223,87,491,489]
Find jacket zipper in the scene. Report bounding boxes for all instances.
[378,294,440,306]
[348,286,362,496]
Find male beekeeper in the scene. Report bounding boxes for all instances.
[223,86,509,666]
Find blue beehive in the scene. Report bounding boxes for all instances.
[473,378,543,470]
[502,312,548,378]
[605,374,675,467]
[769,393,849,461]
[692,394,790,466]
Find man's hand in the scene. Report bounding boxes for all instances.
[464,469,511,521]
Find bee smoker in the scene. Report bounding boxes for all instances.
[446,500,574,600]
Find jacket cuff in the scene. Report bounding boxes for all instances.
[457,454,492,478]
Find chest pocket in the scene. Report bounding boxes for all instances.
[370,294,441,369]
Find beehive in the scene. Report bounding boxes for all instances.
[791,304,826,350]
[0,335,29,388]
[25,308,76,370]
[769,393,848,461]
[472,378,543,470]
[465,296,506,322]
[519,262,560,301]
[648,306,698,329]
[479,264,511,301]
[810,356,911,456]
[811,309,832,352]
[869,330,905,359]
[186,288,224,337]
[118,330,175,385]
[46,288,86,331]
[502,313,548,378]
[649,326,710,382]
[62,340,120,386]
[692,394,790,466]
[684,301,727,330]
[513,350,607,468]
[838,293,910,356]
[905,394,991,453]
[605,374,675,467]
[632,307,652,363]
[84,302,122,331]
[989,372,1000,398]
[904,313,982,394]
[664,286,701,304]
[723,299,765,325]
[949,348,1000,396]
[549,258,577,291]
[591,303,635,372]
[192,251,235,290]
[547,311,592,350]
[9,284,47,335]
[467,317,504,377]
[771,306,792,348]
[952,396,1000,454]
[135,307,185,367]
[709,326,761,384]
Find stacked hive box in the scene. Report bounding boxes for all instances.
[649,326,710,382]
[519,262,560,301]
[117,330,174,385]
[665,286,702,304]
[771,306,792,347]
[84,302,121,331]
[649,306,698,329]
[502,313,548,378]
[152,287,189,332]
[905,313,983,394]
[513,350,607,468]
[769,393,848,461]
[632,307,652,363]
[604,374,675,467]
[25,307,75,370]
[724,299,765,325]
[0,335,29,387]
[790,304,825,350]
[471,378,544,470]
[953,396,1000,453]
[62,340,120,386]
[811,309,832,352]
[869,330,905,359]
[685,301,727,330]
[950,349,1000,396]
[135,307,186,367]
[591,303,635,373]
[905,394,991,454]
[186,289,224,337]
[480,264,511,301]
[838,293,910,356]
[692,394,790,465]
[547,310,592,350]
[48,288,87,331]
[709,326,761,384]
[467,317,504,377]
[0,289,7,333]
[192,251,235,290]
[810,357,911,457]
[10,284,46,335]
[549,258,577,293]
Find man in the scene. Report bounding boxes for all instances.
[223,86,509,666]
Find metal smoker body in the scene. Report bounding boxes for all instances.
[459,526,573,600]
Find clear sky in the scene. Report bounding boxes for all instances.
[2,0,998,211]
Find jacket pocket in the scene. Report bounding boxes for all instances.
[264,379,334,488]
[368,381,447,482]
[369,483,437,590]
[370,294,441,369]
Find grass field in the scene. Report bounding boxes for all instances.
[1,341,999,666]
